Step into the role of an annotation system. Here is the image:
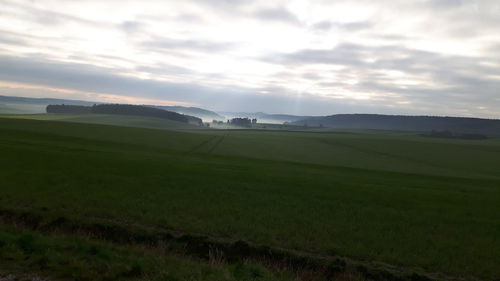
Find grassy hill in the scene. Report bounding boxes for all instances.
[0,95,222,121]
[0,117,499,281]
[1,113,207,131]
[155,105,224,121]
[194,129,500,179]
[293,114,500,135]
[0,95,96,114]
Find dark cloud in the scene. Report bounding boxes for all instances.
[342,21,373,31]
[252,7,300,25]
[371,34,411,41]
[0,36,26,46]
[135,64,194,76]
[312,21,332,30]
[421,0,500,38]
[120,21,143,33]
[174,13,205,23]
[0,55,285,112]
[191,0,252,7]
[485,43,500,56]
[428,0,465,8]
[143,38,236,52]
[301,73,323,80]
[4,0,102,27]
[270,42,499,80]
[313,21,373,31]
[0,55,425,116]
[270,43,368,66]
[267,42,500,116]
[0,55,208,103]
[0,29,55,46]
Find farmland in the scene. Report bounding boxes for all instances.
[0,116,499,281]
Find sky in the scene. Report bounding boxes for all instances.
[0,0,499,117]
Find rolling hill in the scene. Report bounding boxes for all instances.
[155,105,224,121]
[0,95,222,121]
[0,95,96,114]
[3,113,207,131]
[293,114,500,135]
[46,104,203,125]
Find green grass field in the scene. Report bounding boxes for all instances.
[0,113,206,131]
[1,116,499,281]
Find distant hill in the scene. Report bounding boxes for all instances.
[153,105,223,121]
[47,104,203,125]
[0,95,221,121]
[0,95,97,114]
[0,95,96,106]
[293,114,500,135]
[219,111,312,124]
[4,113,207,131]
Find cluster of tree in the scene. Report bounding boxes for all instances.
[46,104,92,114]
[46,104,203,125]
[421,130,487,140]
[219,111,310,124]
[228,118,257,127]
[155,105,224,120]
[212,120,225,125]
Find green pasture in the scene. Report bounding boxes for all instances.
[0,113,205,131]
[0,116,499,280]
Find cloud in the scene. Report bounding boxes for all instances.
[0,55,218,103]
[3,0,103,27]
[312,21,373,31]
[120,21,143,33]
[191,0,253,8]
[266,42,500,117]
[0,0,499,117]
[0,35,26,46]
[252,7,300,25]
[312,21,333,31]
[0,55,433,116]
[142,38,236,53]
[0,55,293,113]
[270,42,499,80]
[428,0,465,8]
[135,65,194,76]
[269,43,368,66]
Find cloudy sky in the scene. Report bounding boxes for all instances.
[0,0,499,117]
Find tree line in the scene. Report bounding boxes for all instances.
[46,104,202,125]
[228,118,257,127]
[293,114,500,135]
[421,130,487,140]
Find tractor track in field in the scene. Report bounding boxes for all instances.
[207,134,226,154]
[0,208,476,281]
[186,135,217,153]
[186,134,226,154]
